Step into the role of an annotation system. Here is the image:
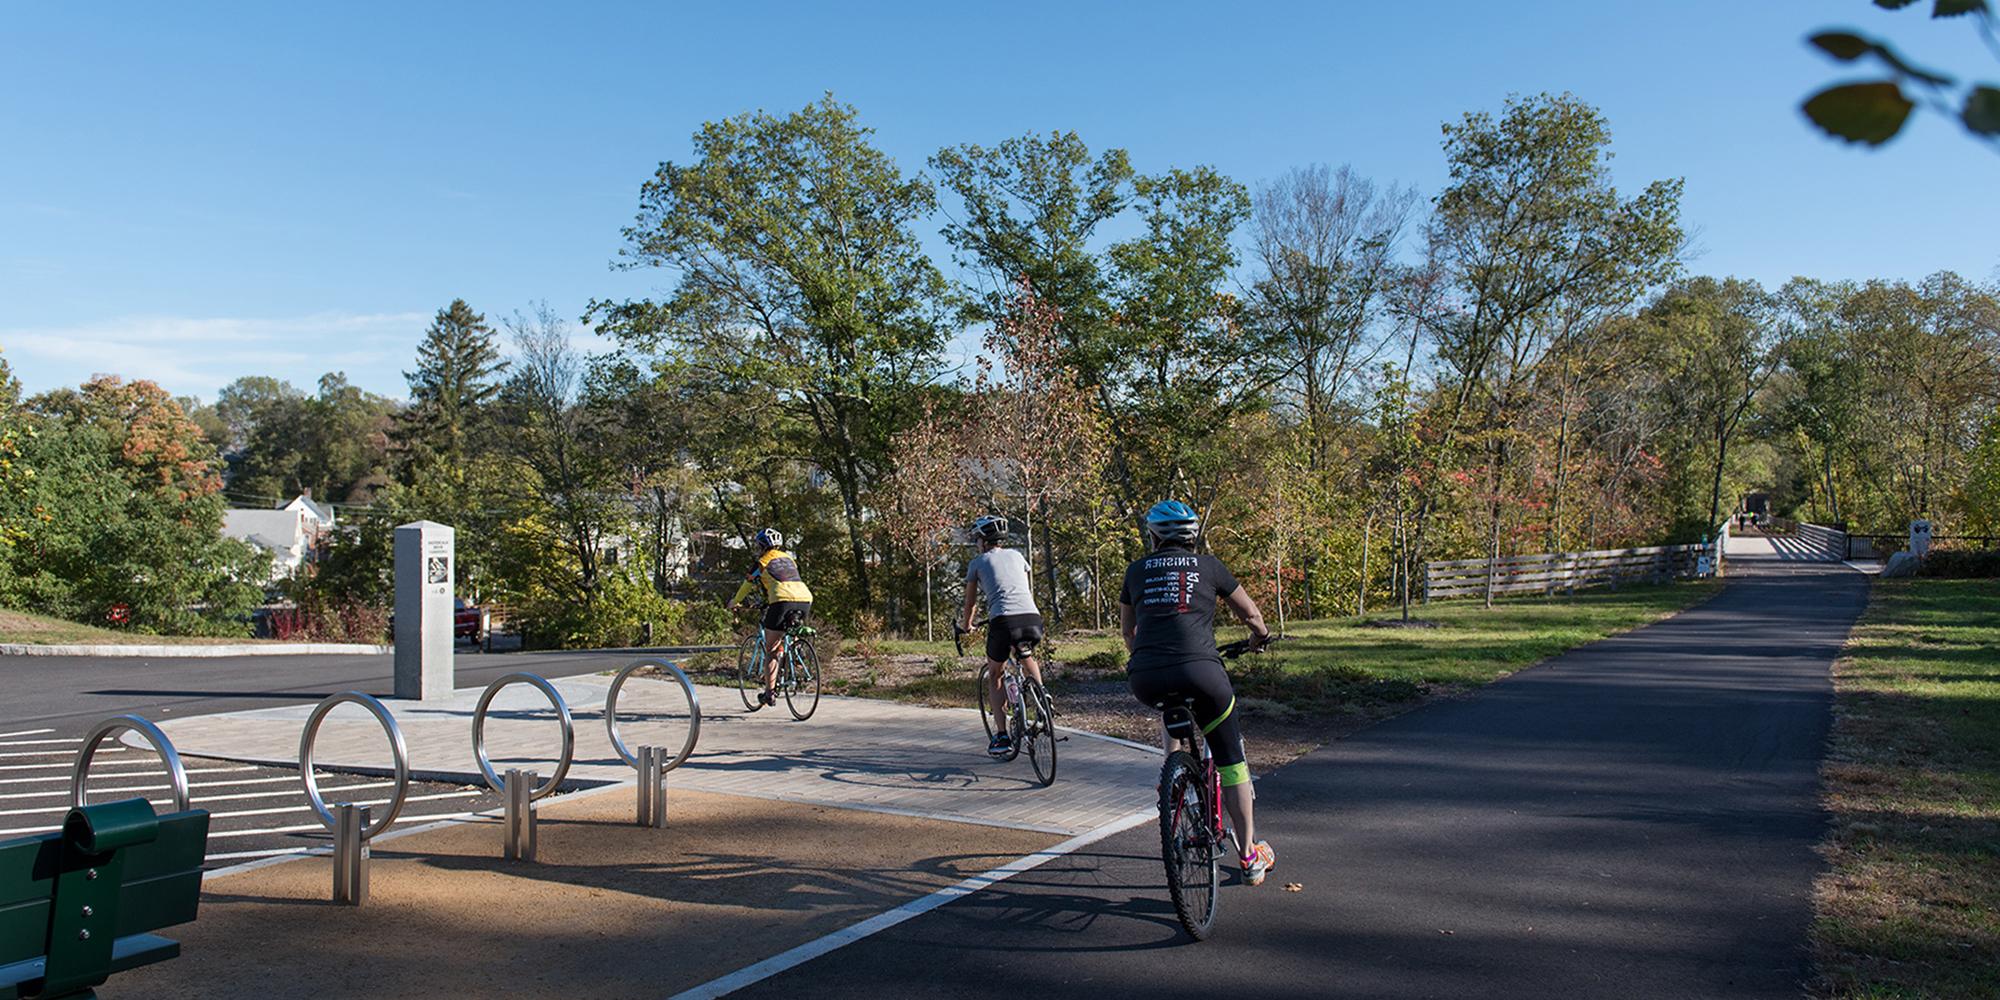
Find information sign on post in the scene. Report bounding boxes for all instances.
[394,521,455,700]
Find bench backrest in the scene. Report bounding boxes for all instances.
[0,798,209,1000]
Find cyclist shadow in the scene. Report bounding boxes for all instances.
[918,848,1207,951]
[674,745,1048,794]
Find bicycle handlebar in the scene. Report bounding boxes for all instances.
[1218,634,1289,660]
[953,618,991,658]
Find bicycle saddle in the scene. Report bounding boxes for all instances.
[1155,697,1200,740]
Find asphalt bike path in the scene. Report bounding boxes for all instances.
[715,562,1867,1000]
[0,646,641,735]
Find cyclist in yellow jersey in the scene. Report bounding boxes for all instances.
[729,528,814,710]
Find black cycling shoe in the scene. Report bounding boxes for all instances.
[759,689,777,708]
[987,734,1012,758]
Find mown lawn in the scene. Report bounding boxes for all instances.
[869,580,1720,712]
[1814,578,2000,999]
[0,607,249,645]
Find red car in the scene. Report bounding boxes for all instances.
[454,599,484,642]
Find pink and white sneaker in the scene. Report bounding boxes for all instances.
[1242,840,1275,886]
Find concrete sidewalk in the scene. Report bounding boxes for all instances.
[151,672,1161,835]
[110,786,1064,999]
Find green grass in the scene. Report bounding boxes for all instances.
[879,580,1719,711]
[1814,578,2000,1000]
[0,607,252,645]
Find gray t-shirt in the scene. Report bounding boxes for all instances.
[966,546,1039,618]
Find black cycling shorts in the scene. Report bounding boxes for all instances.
[986,613,1045,663]
[762,601,810,632]
[1128,657,1248,783]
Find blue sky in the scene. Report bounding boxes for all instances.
[2,1,1995,401]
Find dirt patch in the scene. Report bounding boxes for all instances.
[116,786,1059,999]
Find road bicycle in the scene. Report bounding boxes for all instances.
[956,618,1059,787]
[1153,635,1281,940]
[735,609,822,721]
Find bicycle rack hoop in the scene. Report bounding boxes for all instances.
[70,714,190,813]
[299,691,411,841]
[472,673,574,800]
[605,659,702,772]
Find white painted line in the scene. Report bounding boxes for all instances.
[1055,726,1167,755]
[0,756,150,772]
[0,747,121,759]
[0,779,387,807]
[0,729,55,739]
[0,765,253,786]
[667,808,1156,1000]
[199,782,632,879]
[206,789,478,820]
[204,846,317,862]
[0,738,81,747]
[0,823,59,836]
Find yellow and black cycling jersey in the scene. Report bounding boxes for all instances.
[731,548,814,606]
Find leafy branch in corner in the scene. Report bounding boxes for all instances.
[1802,0,2000,151]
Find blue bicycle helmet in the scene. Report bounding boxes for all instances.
[1145,500,1200,544]
[754,528,784,551]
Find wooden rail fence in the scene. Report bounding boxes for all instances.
[1424,543,1710,601]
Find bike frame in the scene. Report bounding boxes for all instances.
[1168,718,1231,852]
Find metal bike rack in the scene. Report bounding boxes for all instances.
[70,715,189,813]
[605,659,701,828]
[299,692,410,906]
[472,673,574,861]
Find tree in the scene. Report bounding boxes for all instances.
[931,131,1133,377]
[6,377,264,633]
[1422,92,1683,601]
[223,373,396,504]
[964,282,1113,621]
[501,303,625,597]
[1245,164,1415,469]
[1801,1,2000,151]
[402,299,506,469]
[1103,165,1267,511]
[1639,277,1780,530]
[603,94,953,606]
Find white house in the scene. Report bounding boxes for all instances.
[222,493,335,584]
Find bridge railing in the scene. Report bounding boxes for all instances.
[1794,522,1851,560]
[1424,543,1709,602]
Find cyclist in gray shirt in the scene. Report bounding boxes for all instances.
[958,515,1046,757]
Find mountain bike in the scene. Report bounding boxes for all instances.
[1153,635,1278,940]
[956,618,1059,787]
[735,610,822,721]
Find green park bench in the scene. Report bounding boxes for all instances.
[0,798,209,1000]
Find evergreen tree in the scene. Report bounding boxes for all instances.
[401,299,506,469]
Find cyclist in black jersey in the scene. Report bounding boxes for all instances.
[1119,499,1276,886]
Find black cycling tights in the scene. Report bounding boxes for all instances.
[1128,658,1249,786]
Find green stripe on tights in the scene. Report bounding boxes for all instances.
[1200,696,1235,735]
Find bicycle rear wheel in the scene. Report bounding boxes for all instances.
[1023,678,1057,787]
[735,633,762,711]
[1159,750,1218,940]
[784,639,821,721]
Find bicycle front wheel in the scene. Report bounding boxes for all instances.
[1159,750,1219,940]
[784,640,821,721]
[736,633,762,711]
[1023,678,1057,787]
